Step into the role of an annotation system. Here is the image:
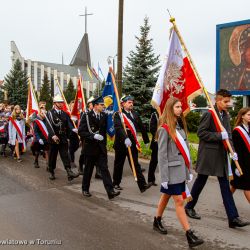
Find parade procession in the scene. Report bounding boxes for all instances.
[0,1,250,249]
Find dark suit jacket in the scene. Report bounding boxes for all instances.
[46,109,73,144]
[78,110,107,156]
[113,109,149,150]
[149,111,158,150]
[196,106,233,177]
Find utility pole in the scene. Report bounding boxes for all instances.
[117,0,124,96]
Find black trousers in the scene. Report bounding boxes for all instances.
[68,135,79,162]
[113,144,147,191]
[185,174,239,221]
[148,142,158,183]
[82,152,113,194]
[79,146,85,172]
[48,143,71,172]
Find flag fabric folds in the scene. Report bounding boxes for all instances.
[87,64,93,79]
[98,63,105,80]
[151,30,202,115]
[26,80,39,120]
[102,72,118,137]
[71,79,85,120]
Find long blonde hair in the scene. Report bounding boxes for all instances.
[11,105,24,120]
[235,107,250,127]
[157,97,187,139]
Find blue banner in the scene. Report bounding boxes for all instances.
[102,72,118,137]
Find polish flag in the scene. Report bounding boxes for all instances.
[151,30,202,115]
[26,81,39,120]
[71,79,85,120]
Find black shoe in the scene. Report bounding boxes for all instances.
[153,217,168,234]
[95,173,102,179]
[185,208,201,220]
[34,161,40,168]
[114,185,123,190]
[140,183,152,193]
[186,229,204,248]
[108,190,120,200]
[148,181,157,186]
[49,173,56,180]
[229,218,250,228]
[66,168,79,179]
[82,191,92,197]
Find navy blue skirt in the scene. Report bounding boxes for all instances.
[160,181,185,195]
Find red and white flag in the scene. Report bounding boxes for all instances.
[71,79,85,120]
[26,81,39,120]
[151,30,202,115]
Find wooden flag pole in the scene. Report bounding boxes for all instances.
[170,17,243,175]
[109,66,138,182]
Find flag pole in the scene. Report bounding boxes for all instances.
[169,17,243,175]
[55,78,77,129]
[108,64,138,182]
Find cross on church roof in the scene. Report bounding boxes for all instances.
[79,6,93,34]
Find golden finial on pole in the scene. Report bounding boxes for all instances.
[167,9,175,23]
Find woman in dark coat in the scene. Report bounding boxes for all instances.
[230,107,250,203]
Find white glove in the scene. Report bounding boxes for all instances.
[39,139,44,145]
[188,173,193,183]
[221,131,229,140]
[230,152,238,161]
[72,128,78,133]
[52,135,59,142]
[124,138,132,148]
[235,168,241,177]
[94,134,104,141]
[161,182,168,189]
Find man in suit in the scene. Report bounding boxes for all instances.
[46,95,79,181]
[185,89,249,228]
[78,96,120,200]
[112,95,151,193]
[148,110,159,186]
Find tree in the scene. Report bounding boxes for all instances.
[4,59,28,109]
[123,17,160,125]
[193,95,207,107]
[64,78,76,103]
[39,73,53,110]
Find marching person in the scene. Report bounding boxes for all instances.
[148,109,159,186]
[8,105,26,162]
[68,100,80,169]
[230,107,250,203]
[0,113,8,157]
[112,95,151,192]
[46,95,79,181]
[153,97,204,248]
[78,96,120,199]
[32,105,49,168]
[185,89,249,228]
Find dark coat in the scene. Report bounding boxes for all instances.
[113,109,149,151]
[149,112,158,150]
[196,106,233,177]
[46,109,73,144]
[33,118,48,143]
[230,125,250,190]
[78,110,107,156]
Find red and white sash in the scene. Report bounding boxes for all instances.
[0,125,5,133]
[34,119,48,140]
[234,126,250,152]
[9,117,26,151]
[121,113,141,152]
[162,124,190,169]
[208,109,228,150]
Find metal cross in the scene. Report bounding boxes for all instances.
[79,7,93,34]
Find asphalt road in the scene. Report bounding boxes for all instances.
[0,148,249,250]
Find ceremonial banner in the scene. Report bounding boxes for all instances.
[87,64,93,79]
[151,30,202,115]
[71,79,85,120]
[26,80,39,120]
[102,72,119,137]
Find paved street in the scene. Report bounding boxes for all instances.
[0,148,249,250]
